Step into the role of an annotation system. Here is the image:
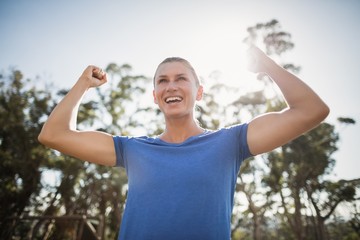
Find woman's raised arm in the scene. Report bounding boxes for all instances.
[38,66,116,166]
[246,46,330,155]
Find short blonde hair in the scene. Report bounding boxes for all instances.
[153,57,200,87]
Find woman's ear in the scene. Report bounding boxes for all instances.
[153,90,158,104]
[196,85,203,101]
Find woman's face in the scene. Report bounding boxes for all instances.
[153,61,203,120]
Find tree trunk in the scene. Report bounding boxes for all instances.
[253,213,262,240]
[316,216,329,240]
[293,188,304,240]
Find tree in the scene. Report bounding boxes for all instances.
[306,178,360,239]
[0,63,153,239]
[0,69,54,238]
[36,63,152,239]
[262,122,339,240]
[236,19,360,240]
[231,19,300,239]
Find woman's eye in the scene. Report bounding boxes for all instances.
[158,79,166,83]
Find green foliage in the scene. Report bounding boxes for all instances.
[244,19,294,56]
[0,64,152,238]
[233,19,360,240]
[338,117,356,125]
[98,63,153,135]
[0,69,54,238]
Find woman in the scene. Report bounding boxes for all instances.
[38,46,329,239]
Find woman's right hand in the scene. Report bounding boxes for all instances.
[79,65,108,88]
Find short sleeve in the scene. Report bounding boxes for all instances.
[225,123,253,170]
[237,123,253,160]
[112,136,127,168]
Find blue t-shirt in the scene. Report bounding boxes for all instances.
[113,123,252,240]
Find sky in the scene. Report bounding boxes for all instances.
[1,0,359,181]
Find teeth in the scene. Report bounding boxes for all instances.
[165,96,182,103]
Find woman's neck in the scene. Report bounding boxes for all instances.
[160,118,204,143]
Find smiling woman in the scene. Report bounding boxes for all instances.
[38,45,329,240]
[152,58,204,143]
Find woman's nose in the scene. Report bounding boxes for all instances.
[166,81,178,91]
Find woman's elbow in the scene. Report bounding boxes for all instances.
[318,103,330,122]
[310,103,330,126]
[38,130,49,146]
[38,127,55,147]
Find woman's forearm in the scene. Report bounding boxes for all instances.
[39,79,89,143]
[247,46,329,124]
[38,66,107,146]
[265,61,329,124]
[246,47,329,155]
